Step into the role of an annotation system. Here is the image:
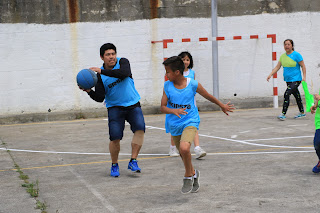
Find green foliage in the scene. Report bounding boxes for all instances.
[36,200,47,211]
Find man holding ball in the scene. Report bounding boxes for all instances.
[81,43,145,177]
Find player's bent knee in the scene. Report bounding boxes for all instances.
[132,130,144,146]
[179,141,191,155]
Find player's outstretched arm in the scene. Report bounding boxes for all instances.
[160,90,187,118]
[196,83,235,115]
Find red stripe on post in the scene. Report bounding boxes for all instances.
[267,34,276,43]
[216,37,225,40]
[272,52,277,61]
[273,87,278,96]
[182,38,191,42]
[199,37,208,41]
[250,35,259,39]
[273,72,277,78]
[233,36,242,40]
[163,39,173,48]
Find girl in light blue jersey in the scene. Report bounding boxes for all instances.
[168,51,206,159]
[267,39,307,121]
[161,56,234,194]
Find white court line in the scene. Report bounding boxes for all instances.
[207,150,314,155]
[149,125,312,149]
[67,164,116,212]
[198,134,313,149]
[239,130,251,134]
[0,147,314,156]
[287,124,308,127]
[0,148,167,156]
[0,125,314,156]
[145,125,165,130]
[244,136,313,142]
[259,127,274,130]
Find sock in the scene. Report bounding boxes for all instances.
[194,146,200,150]
[130,158,136,162]
[112,163,118,166]
[170,145,176,148]
[193,170,197,178]
[184,176,193,180]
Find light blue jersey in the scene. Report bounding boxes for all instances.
[184,69,195,80]
[164,78,200,136]
[279,51,303,82]
[100,57,140,108]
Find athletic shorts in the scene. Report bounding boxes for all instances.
[172,126,197,150]
[107,106,145,141]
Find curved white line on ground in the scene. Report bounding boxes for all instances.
[146,125,313,149]
[198,134,313,149]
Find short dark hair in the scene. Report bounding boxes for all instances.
[284,39,294,51]
[100,43,117,57]
[163,56,185,75]
[178,51,193,69]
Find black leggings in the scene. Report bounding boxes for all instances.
[282,81,304,115]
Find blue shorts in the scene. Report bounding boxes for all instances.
[107,106,145,141]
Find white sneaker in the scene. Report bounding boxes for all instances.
[194,147,206,159]
[169,146,179,157]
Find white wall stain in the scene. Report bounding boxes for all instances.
[269,2,280,9]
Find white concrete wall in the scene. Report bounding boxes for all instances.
[1,12,320,116]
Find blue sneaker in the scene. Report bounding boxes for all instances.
[128,159,141,172]
[294,113,306,119]
[277,114,286,121]
[110,163,120,177]
[312,161,320,173]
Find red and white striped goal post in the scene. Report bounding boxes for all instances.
[151,34,278,108]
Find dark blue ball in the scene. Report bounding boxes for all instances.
[76,69,98,90]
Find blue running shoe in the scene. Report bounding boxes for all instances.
[128,159,141,172]
[110,163,120,177]
[294,113,306,119]
[277,114,286,121]
[312,161,320,173]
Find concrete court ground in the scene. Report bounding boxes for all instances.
[1,107,320,213]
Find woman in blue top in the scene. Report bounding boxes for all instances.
[168,52,207,159]
[267,39,307,121]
